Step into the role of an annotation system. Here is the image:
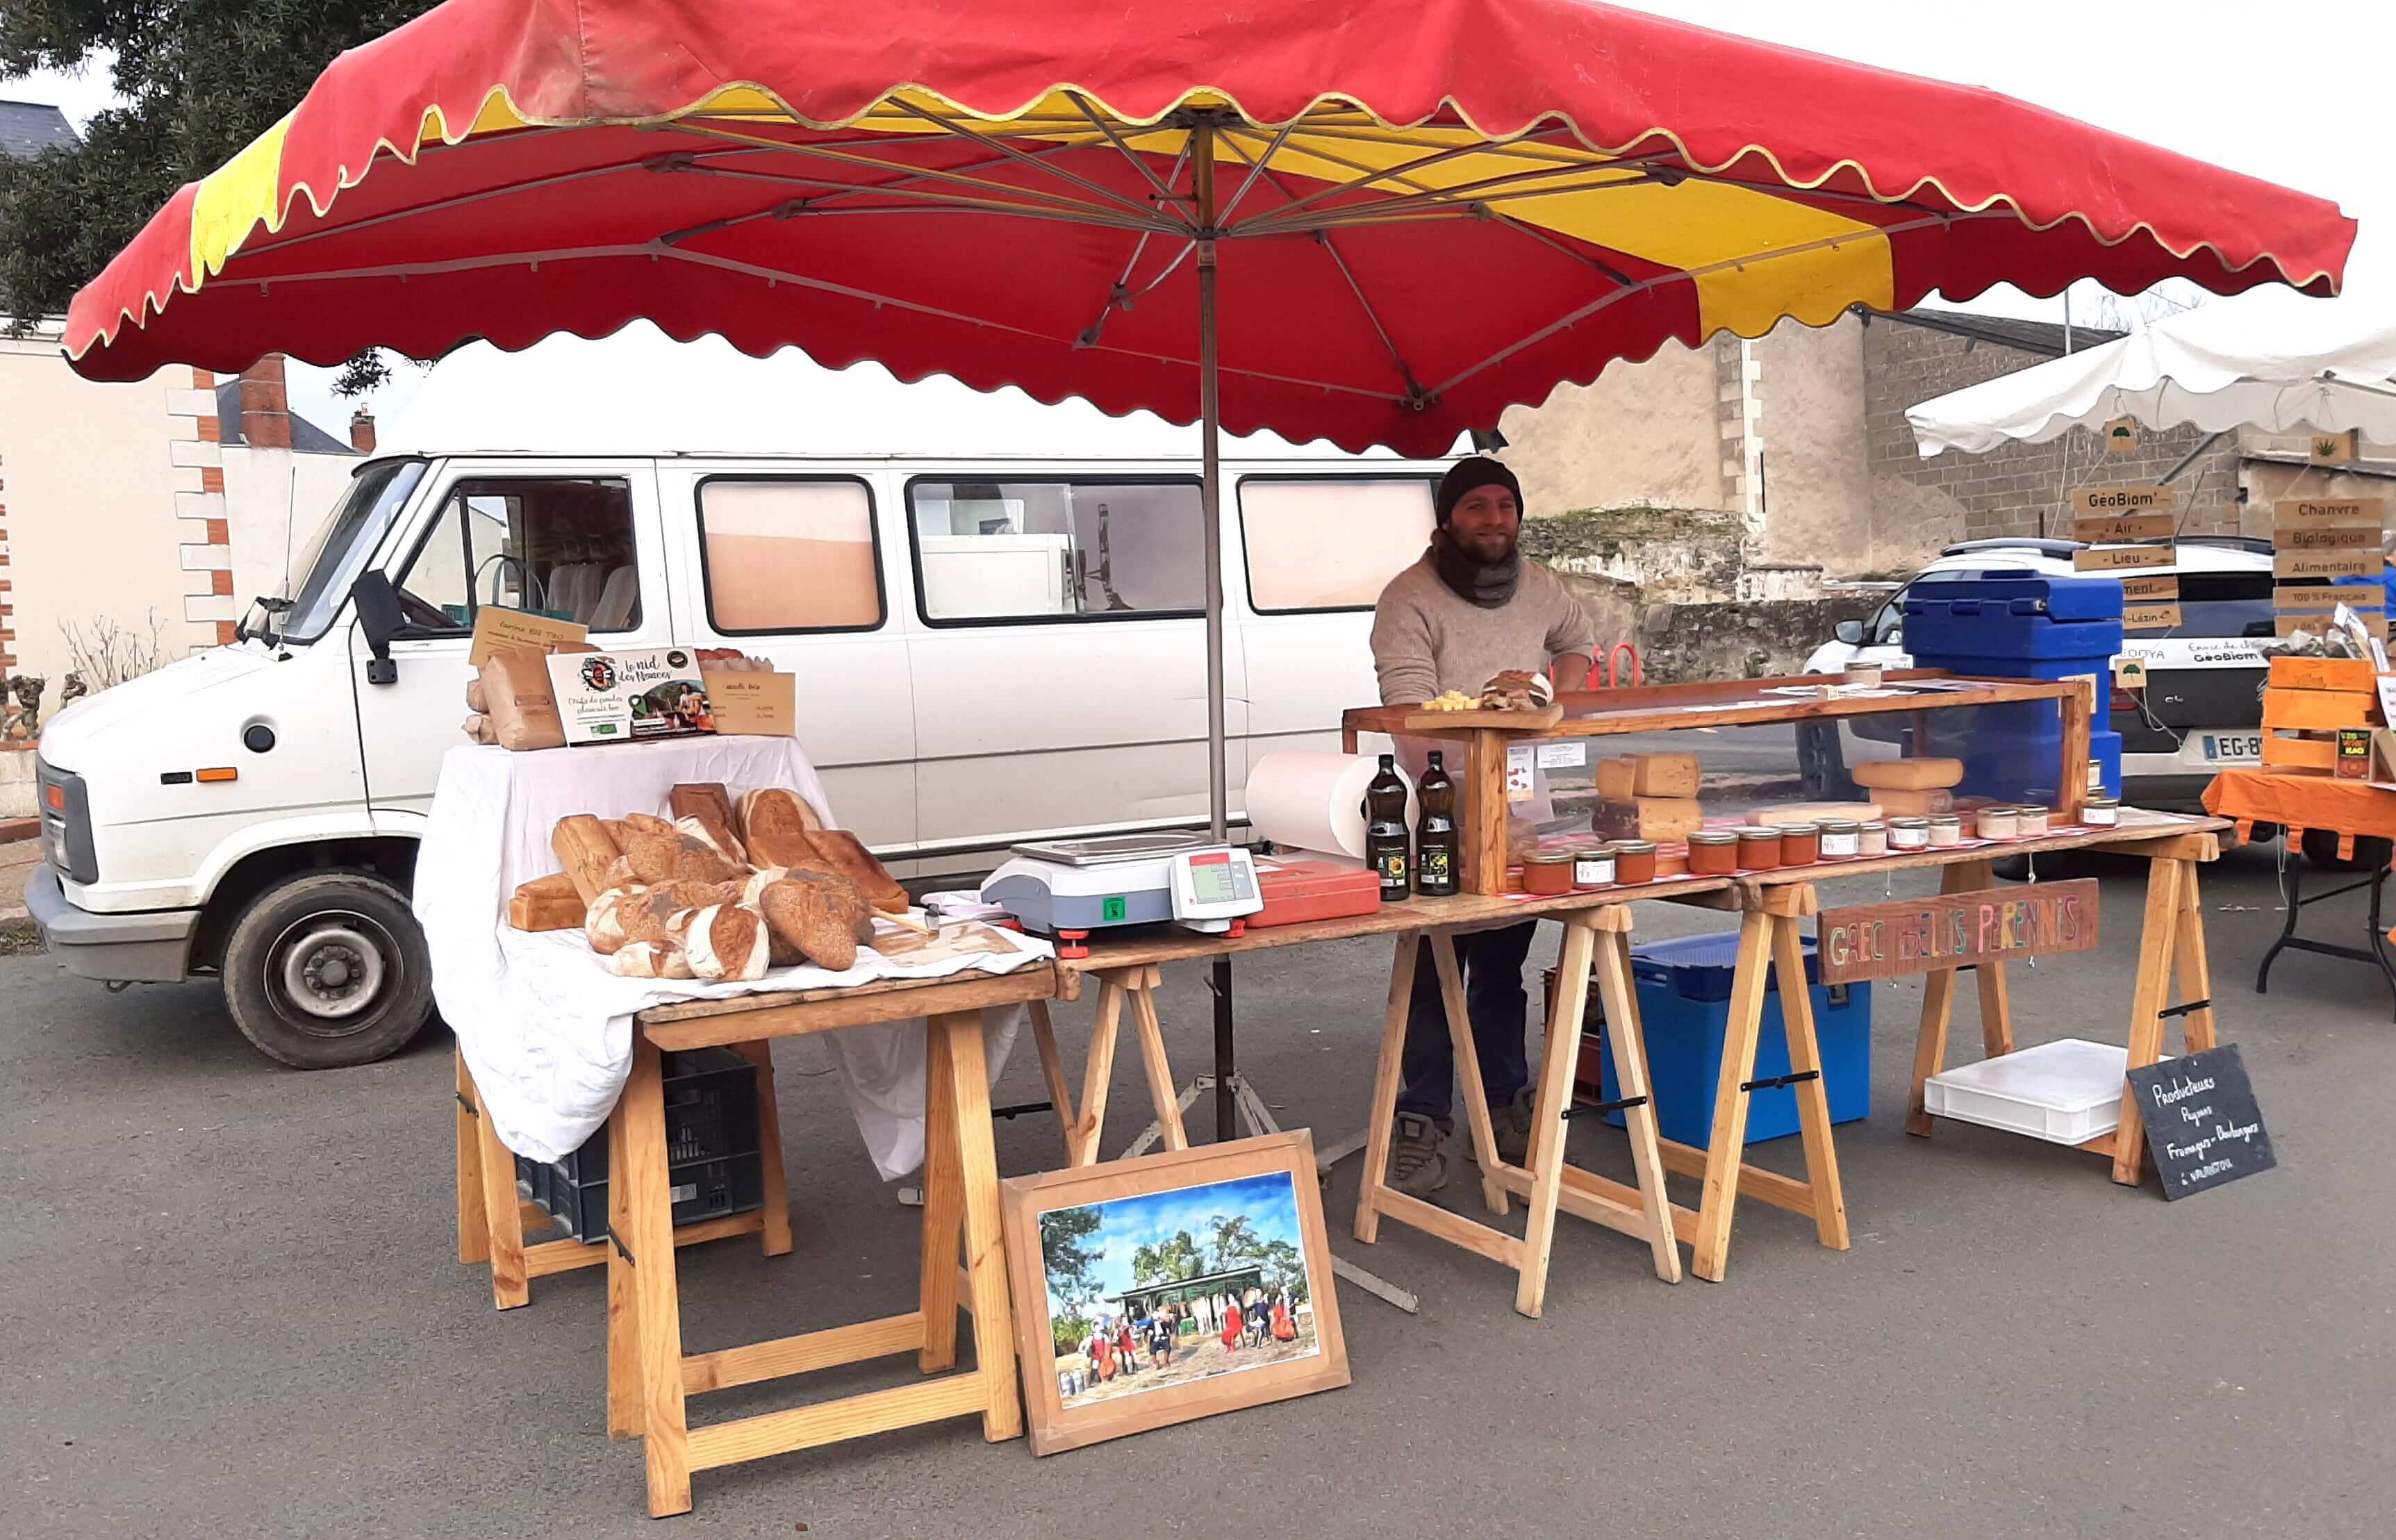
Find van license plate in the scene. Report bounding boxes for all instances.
[2202,734,2262,764]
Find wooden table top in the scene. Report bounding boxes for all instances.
[1728,808,2230,891]
[637,961,1068,1052]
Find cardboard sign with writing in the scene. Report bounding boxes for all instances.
[2126,1045,2274,1199]
[467,605,588,668]
[701,667,795,736]
[2101,417,2140,455]
[2273,497,2383,527]
[2069,485,2172,515]
[2278,613,2390,639]
[2074,545,2174,572]
[2274,524,2381,551]
[2120,574,2179,602]
[2274,584,2377,614]
[2072,512,2176,543]
[2123,602,2182,630]
[2275,549,2377,581]
[544,648,713,746]
[1819,879,2099,984]
[2309,429,2360,464]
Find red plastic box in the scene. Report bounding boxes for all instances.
[1249,858,1382,929]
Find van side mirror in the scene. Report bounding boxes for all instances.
[352,572,404,686]
[1833,619,1865,645]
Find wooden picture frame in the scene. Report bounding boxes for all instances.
[1000,1130,1349,1455]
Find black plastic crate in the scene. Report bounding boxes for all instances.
[538,1153,766,1243]
[556,1046,761,1184]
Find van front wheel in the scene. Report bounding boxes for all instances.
[222,871,435,1068]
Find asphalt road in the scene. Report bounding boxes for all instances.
[4,843,2393,1538]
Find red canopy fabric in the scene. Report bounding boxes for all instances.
[65,0,2355,454]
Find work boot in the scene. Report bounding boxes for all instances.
[1387,1113,1448,1196]
[1488,1088,1537,1168]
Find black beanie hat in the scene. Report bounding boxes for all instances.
[1435,456,1523,525]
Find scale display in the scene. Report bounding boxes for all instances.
[1168,847,1260,925]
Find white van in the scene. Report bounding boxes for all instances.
[29,332,1449,1067]
[1799,536,2279,804]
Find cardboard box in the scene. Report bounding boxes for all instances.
[468,604,588,667]
[545,648,716,746]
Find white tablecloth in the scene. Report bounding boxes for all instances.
[413,738,1039,1175]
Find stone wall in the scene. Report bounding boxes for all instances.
[1860,315,2242,552]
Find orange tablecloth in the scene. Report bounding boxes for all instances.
[2204,768,2396,859]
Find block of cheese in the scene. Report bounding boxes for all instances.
[1592,797,1704,843]
[1851,757,1964,791]
[1747,801,1883,827]
[1630,752,1701,798]
[1870,786,1956,818]
[1595,757,1638,801]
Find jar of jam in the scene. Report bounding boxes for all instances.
[1735,825,1782,871]
[1687,829,1740,875]
[1927,813,1963,847]
[2015,804,2051,837]
[1572,846,1617,889]
[2083,795,2120,827]
[1610,840,1658,885]
[1976,804,2018,841]
[1523,852,1573,895]
[1856,820,1889,857]
[1816,818,1860,861]
[1778,820,1821,866]
[1887,816,1930,850]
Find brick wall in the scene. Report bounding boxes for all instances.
[1861,316,2242,546]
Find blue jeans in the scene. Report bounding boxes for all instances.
[1396,921,1537,1127]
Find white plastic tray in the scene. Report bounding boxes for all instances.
[1924,1038,2155,1145]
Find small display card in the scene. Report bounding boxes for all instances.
[467,605,587,668]
[544,648,716,746]
[702,668,796,736]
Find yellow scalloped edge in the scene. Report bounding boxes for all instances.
[71,75,2347,362]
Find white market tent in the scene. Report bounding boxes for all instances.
[1904,286,2396,455]
[383,320,1457,461]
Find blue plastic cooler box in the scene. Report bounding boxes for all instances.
[1594,931,1872,1148]
[1900,573,2125,802]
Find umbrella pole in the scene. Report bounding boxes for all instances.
[1196,123,1237,1142]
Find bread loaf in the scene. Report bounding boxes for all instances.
[1631,752,1701,798]
[1851,757,1964,792]
[619,828,744,887]
[670,784,744,847]
[803,829,909,913]
[739,788,825,842]
[675,813,746,868]
[1592,797,1704,843]
[1595,758,1637,801]
[465,677,488,714]
[479,648,568,752]
[506,873,586,932]
[462,713,497,746]
[586,885,685,955]
[612,940,693,979]
[744,828,819,869]
[760,878,859,971]
[1746,801,1884,827]
[670,904,771,982]
[552,815,624,904]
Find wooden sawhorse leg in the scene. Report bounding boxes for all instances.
[1660,888,1851,1283]
[609,1013,1023,1518]
[460,1043,792,1314]
[1355,917,1683,1316]
[1059,966,1187,1166]
[1907,860,2011,1138]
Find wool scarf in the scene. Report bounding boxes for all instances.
[1429,536,1521,610]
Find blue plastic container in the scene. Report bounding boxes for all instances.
[1594,932,1872,1147]
[1901,573,2125,801]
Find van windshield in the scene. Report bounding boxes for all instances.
[279,460,429,643]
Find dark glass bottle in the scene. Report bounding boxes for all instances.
[1415,750,1458,897]
[1364,754,1410,902]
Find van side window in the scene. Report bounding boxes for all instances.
[697,478,884,634]
[906,479,1203,623]
[395,478,641,633]
[1239,477,1436,612]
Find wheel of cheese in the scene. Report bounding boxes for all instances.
[1851,757,1965,791]
[1746,801,1884,827]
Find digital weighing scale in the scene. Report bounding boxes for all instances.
[980,831,1262,954]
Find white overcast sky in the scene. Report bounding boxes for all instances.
[4,0,2391,436]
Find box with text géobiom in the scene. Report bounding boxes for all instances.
[543,648,716,746]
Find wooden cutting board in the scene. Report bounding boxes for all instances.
[1400,703,1566,731]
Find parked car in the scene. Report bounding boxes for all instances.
[28,336,1451,1068]
[1799,536,2277,806]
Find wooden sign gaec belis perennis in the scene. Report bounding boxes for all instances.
[1818,879,2099,984]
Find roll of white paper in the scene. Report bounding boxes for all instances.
[1244,750,1413,860]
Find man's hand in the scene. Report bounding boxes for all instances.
[1551,652,1594,693]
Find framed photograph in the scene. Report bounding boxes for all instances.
[1000,1130,1349,1455]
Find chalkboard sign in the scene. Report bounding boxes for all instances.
[2126,1045,2275,1199]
